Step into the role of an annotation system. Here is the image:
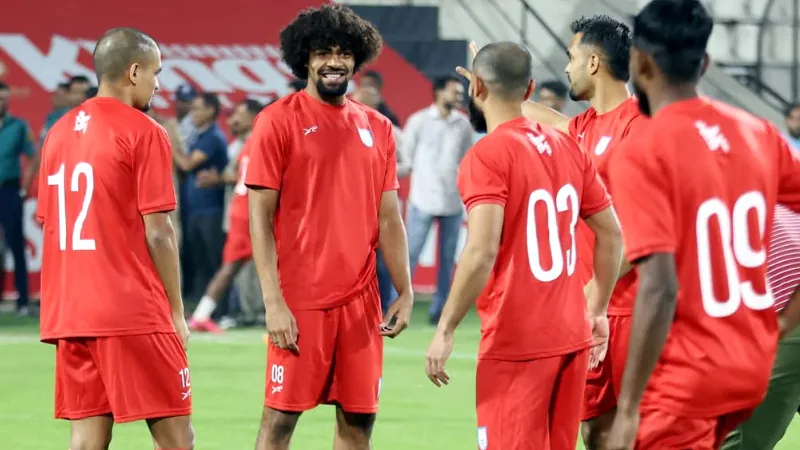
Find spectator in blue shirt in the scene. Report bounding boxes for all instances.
[0,81,38,315]
[785,102,800,151]
[172,92,229,302]
[40,82,70,142]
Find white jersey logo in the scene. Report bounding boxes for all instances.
[594,136,612,155]
[74,111,90,133]
[358,128,374,147]
[695,120,730,153]
[527,132,552,155]
[303,125,318,136]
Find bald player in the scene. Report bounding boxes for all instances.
[37,27,194,449]
[425,42,623,450]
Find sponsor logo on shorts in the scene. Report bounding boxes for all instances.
[181,389,192,401]
[477,426,488,450]
[271,385,283,395]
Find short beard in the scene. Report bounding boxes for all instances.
[468,98,487,133]
[632,81,651,117]
[316,78,348,101]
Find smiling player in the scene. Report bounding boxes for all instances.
[245,5,414,450]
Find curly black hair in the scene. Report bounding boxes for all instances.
[279,5,383,80]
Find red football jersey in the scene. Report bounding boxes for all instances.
[570,97,647,315]
[609,97,800,417]
[228,140,251,222]
[245,91,398,310]
[36,97,177,342]
[457,117,611,361]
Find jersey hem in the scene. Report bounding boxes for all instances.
[626,244,675,263]
[478,337,593,361]
[264,399,319,413]
[641,396,763,419]
[466,198,506,212]
[140,202,177,215]
[41,327,176,344]
[245,181,280,191]
[114,407,193,423]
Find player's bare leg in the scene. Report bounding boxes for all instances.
[190,260,245,332]
[147,415,194,450]
[255,406,301,450]
[333,407,376,450]
[69,415,114,450]
[581,411,615,450]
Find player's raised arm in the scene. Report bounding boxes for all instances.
[245,112,298,353]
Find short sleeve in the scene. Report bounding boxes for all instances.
[608,130,677,262]
[20,122,35,157]
[773,124,800,211]
[383,123,400,191]
[135,125,177,215]
[245,110,287,190]
[568,109,590,140]
[457,136,508,211]
[579,149,611,218]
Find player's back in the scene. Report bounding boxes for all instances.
[634,97,790,415]
[37,97,176,342]
[458,117,611,361]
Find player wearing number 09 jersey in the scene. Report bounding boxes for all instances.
[603,1,800,450]
[425,42,624,450]
[36,28,193,449]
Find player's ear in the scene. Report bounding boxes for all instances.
[129,63,139,86]
[700,53,711,77]
[524,79,535,100]
[588,53,600,76]
[473,76,486,100]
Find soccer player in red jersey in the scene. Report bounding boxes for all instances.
[424,42,624,450]
[519,16,646,447]
[244,6,413,450]
[36,28,193,449]
[603,1,800,449]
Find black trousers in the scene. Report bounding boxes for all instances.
[184,211,224,303]
[0,179,29,309]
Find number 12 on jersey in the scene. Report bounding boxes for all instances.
[46,162,96,251]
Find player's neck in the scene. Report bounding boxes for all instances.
[484,101,523,133]
[96,85,133,107]
[650,83,699,116]
[588,79,630,115]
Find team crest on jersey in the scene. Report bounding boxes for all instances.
[358,128,374,147]
[477,426,488,449]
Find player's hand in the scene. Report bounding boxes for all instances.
[265,299,299,354]
[380,291,413,338]
[455,41,480,86]
[195,168,221,188]
[588,314,609,369]
[173,314,190,350]
[603,408,639,450]
[778,313,792,340]
[425,330,453,387]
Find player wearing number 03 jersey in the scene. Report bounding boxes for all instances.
[35,28,193,449]
[245,6,414,450]
[603,2,800,450]
[425,42,623,450]
[521,15,646,444]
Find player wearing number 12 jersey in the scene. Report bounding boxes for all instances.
[604,2,800,450]
[36,28,194,449]
[425,42,624,450]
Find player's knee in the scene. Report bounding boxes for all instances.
[70,433,112,450]
[148,416,194,450]
[335,410,375,446]
[261,408,300,445]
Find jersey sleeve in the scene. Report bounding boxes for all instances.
[608,130,677,262]
[578,144,611,218]
[773,124,800,211]
[568,109,589,139]
[383,121,400,191]
[135,125,177,215]
[457,136,508,211]
[245,110,287,190]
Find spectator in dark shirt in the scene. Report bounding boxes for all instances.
[361,70,400,126]
[537,79,568,113]
[41,82,70,143]
[65,75,91,108]
[172,92,229,301]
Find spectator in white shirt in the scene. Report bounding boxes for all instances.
[402,75,473,324]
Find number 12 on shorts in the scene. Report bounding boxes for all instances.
[179,367,191,389]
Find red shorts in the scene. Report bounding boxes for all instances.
[54,333,191,423]
[636,408,754,450]
[222,216,252,264]
[476,350,589,450]
[583,314,632,420]
[264,282,383,413]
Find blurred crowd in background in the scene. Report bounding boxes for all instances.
[2,67,800,329]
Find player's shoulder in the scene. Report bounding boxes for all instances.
[349,98,394,131]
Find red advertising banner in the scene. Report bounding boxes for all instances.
[1,0,457,300]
